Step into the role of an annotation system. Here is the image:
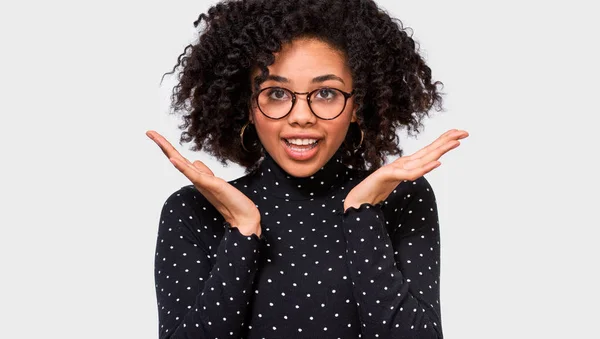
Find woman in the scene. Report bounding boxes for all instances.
[148,0,468,338]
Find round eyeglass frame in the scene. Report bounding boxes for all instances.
[255,86,355,120]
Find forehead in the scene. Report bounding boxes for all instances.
[253,38,351,84]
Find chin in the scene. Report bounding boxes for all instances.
[279,158,323,178]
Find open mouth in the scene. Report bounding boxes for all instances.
[281,138,321,160]
[282,138,320,151]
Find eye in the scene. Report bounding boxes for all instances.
[314,88,338,100]
[267,88,290,101]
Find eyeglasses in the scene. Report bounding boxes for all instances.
[255,86,355,120]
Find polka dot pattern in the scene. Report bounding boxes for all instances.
[154,150,443,338]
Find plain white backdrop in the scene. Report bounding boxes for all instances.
[1,0,598,338]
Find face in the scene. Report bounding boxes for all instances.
[249,38,357,177]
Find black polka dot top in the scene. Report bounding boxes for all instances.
[154,149,444,338]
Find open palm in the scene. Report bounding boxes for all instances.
[344,129,469,211]
[146,130,261,235]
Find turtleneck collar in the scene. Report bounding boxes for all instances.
[255,148,349,201]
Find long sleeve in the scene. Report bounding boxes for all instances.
[154,187,266,339]
[340,176,443,338]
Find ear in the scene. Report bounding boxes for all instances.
[350,108,357,123]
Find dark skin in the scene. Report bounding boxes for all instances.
[343,129,469,211]
[147,128,468,233]
[146,130,262,237]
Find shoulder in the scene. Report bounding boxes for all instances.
[380,176,438,230]
[227,170,256,189]
[227,168,260,199]
[159,185,222,231]
[161,184,210,212]
[384,175,436,207]
[158,185,229,250]
[161,165,258,213]
[364,176,439,241]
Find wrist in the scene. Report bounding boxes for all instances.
[232,221,261,237]
[343,200,362,212]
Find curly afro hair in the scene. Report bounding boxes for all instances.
[163,0,444,174]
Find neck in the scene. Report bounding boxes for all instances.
[255,149,349,201]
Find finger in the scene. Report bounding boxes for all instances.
[147,130,192,165]
[404,140,460,170]
[409,129,460,158]
[192,160,215,176]
[408,129,467,160]
[391,160,441,181]
[170,157,209,185]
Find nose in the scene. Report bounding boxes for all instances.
[287,93,317,126]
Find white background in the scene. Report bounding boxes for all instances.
[1,0,598,338]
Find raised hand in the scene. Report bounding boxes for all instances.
[343,129,469,212]
[146,130,262,237]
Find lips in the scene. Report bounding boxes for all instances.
[281,138,321,161]
[283,138,319,146]
[281,134,323,140]
[283,139,320,147]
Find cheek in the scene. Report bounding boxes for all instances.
[252,111,279,142]
[322,121,352,145]
[256,125,276,140]
[332,110,355,139]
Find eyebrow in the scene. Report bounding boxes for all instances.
[266,74,345,85]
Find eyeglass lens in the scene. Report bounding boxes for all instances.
[257,87,347,119]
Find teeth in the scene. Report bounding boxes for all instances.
[286,138,318,145]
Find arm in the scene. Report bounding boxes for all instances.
[340,176,443,338]
[154,187,265,338]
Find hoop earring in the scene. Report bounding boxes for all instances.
[346,122,364,150]
[240,121,252,152]
[354,127,364,149]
